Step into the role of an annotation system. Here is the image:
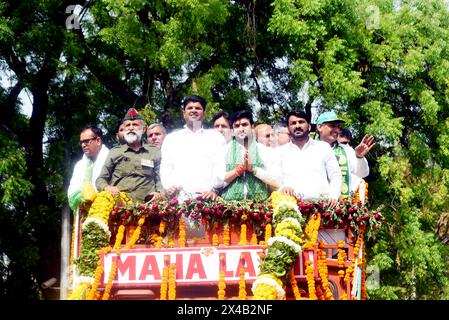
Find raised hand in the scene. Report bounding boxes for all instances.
[354,135,375,158]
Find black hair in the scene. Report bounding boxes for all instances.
[230,110,254,126]
[182,95,207,110]
[212,111,230,125]
[114,119,123,134]
[82,125,104,141]
[286,110,310,124]
[339,128,353,140]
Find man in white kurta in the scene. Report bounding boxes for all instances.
[221,110,281,201]
[67,125,109,211]
[278,111,342,207]
[315,111,374,197]
[160,95,226,201]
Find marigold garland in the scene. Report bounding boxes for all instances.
[217,255,227,299]
[156,220,166,248]
[178,219,186,247]
[212,233,219,246]
[345,225,365,283]
[124,217,145,249]
[317,241,333,300]
[250,230,258,244]
[69,218,77,290]
[102,225,125,300]
[68,282,91,300]
[168,263,177,300]
[289,269,301,300]
[102,261,117,300]
[160,263,169,300]
[305,261,317,300]
[304,213,321,250]
[264,223,272,243]
[239,224,247,245]
[70,187,384,300]
[238,266,247,300]
[337,240,347,279]
[217,270,226,300]
[252,193,303,300]
[223,224,230,246]
[86,250,105,300]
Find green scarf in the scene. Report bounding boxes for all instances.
[333,143,350,199]
[84,158,94,182]
[221,138,269,201]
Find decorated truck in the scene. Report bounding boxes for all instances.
[68,185,383,300]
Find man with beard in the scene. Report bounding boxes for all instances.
[96,108,165,203]
[160,95,226,201]
[315,111,374,200]
[221,110,281,201]
[278,110,341,209]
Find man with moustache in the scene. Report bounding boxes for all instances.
[278,110,341,209]
[160,95,226,201]
[96,108,165,203]
[221,110,280,201]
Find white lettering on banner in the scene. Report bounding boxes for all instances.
[102,245,306,286]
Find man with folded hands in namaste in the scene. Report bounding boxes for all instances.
[220,110,281,201]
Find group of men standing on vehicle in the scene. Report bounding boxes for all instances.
[68,95,375,213]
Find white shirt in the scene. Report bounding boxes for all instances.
[160,126,226,195]
[223,140,282,196]
[339,143,369,192]
[278,139,342,200]
[67,144,109,197]
[341,143,369,177]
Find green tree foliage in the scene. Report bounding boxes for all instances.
[268,0,449,299]
[0,0,448,299]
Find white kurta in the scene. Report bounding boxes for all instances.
[278,139,342,201]
[160,126,226,195]
[341,143,369,176]
[67,144,109,198]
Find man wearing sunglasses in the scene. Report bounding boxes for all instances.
[68,125,110,211]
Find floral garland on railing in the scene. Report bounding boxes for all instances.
[69,189,384,299]
[69,191,131,300]
[252,191,304,300]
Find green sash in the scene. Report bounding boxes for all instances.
[333,143,350,199]
[221,138,269,201]
[84,158,93,182]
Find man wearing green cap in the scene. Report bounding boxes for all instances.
[315,111,375,199]
[96,108,165,203]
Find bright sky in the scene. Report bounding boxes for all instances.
[1,72,33,117]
